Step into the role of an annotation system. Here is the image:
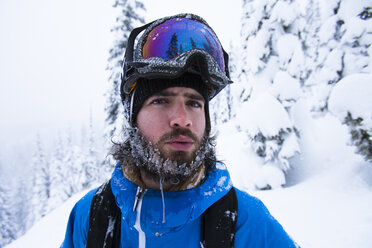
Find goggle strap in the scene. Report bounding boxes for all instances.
[124,21,155,64]
[223,50,230,78]
[129,87,137,126]
[122,21,154,98]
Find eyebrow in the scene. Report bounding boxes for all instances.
[153,89,205,102]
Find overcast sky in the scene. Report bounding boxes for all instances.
[0,0,241,165]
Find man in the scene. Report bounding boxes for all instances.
[62,13,299,247]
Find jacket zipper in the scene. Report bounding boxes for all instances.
[133,187,146,248]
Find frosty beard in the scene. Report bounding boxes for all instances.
[128,127,213,182]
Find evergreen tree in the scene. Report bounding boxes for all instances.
[239,0,302,188]
[48,133,68,209]
[344,112,372,162]
[237,0,372,188]
[31,134,51,219]
[82,112,104,187]
[0,164,17,246]
[105,0,145,138]
[307,1,372,160]
[301,1,371,111]
[13,178,33,239]
[190,37,197,49]
[166,33,179,60]
[210,42,244,127]
[62,129,84,197]
[328,73,372,163]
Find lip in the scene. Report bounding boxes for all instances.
[165,136,194,151]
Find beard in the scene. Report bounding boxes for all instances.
[128,127,212,181]
[110,126,216,183]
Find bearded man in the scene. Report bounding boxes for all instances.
[62,13,299,248]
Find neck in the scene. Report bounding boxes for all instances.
[139,169,174,191]
[122,161,206,191]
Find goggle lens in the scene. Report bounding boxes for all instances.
[142,18,225,72]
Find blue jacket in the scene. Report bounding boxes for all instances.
[62,163,298,247]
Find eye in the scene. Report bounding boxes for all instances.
[150,98,168,105]
[188,100,203,109]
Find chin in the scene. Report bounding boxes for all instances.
[161,147,197,163]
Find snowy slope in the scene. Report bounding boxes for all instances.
[6,165,372,248]
[252,170,372,248]
[216,112,372,248]
[5,189,92,248]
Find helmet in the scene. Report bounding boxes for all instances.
[120,13,233,102]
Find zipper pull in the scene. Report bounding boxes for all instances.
[133,186,146,212]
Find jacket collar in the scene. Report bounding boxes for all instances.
[110,162,233,229]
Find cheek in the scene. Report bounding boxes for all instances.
[194,113,206,138]
[137,110,166,143]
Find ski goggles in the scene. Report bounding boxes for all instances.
[121,13,233,100]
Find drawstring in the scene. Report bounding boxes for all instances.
[159,177,166,223]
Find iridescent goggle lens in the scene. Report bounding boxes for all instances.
[141,18,225,73]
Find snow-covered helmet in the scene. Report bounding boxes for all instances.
[120,13,233,129]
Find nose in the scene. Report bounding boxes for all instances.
[169,102,192,128]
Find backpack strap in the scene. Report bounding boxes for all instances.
[86,180,121,248]
[87,182,238,248]
[201,187,238,248]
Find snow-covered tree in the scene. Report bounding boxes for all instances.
[329,73,372,162]
[235,0,372,189]
[49,134,68,209]
[63,130,84,197]
[81,113,105,187]
[32,134,51,219]
[308,1,372,160]
[236,92,300,189]
[0,165,17,246]
[238,0,302,188]
[303,0,372,112]
[210,83,233,127]
[210,42,251,129]
[105,0,145,138]
[13,178,34,238]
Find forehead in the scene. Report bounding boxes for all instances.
[151,87,205,101]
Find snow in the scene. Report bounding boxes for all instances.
[338,0,371,20]
[237,92,293,137]
[218,112,372,247]
[5,189,92,248]
[318,0,341,20]
[270,1,298,26]
[328,73,372,127]
[254,165,286,189]
[252,174,372,248]
[270,70,302,104]
[217,176,227,187]
[276,34,300,67]
[278,132,300,161]
[319,16,339,45]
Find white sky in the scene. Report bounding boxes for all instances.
[0,0,241,162]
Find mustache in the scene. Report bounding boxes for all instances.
[157,128,199,145]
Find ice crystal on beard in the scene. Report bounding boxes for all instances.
[128,127,212,180]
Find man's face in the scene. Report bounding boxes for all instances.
[136,87,206,163]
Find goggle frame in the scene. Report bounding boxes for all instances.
[121,13,233,101]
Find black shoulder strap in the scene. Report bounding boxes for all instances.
[87,183,238,248]
[86,180,121,248]
[201,187,238,248]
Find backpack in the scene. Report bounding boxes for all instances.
[86,180,238,248]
